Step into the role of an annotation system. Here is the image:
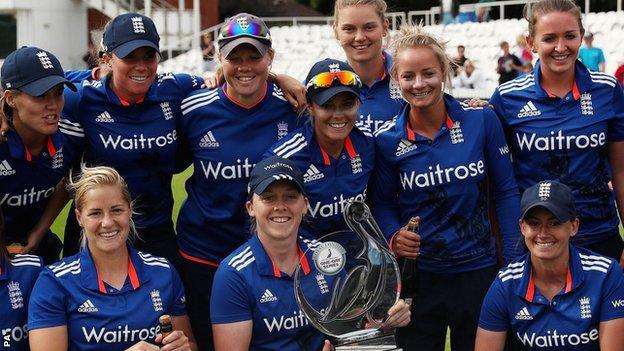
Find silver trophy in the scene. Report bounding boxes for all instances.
[294,201,401,349]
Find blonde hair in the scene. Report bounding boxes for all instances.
[68,165,138,246]
[333,0,387,25]
[390,25,454,89]
[524,0,584,38]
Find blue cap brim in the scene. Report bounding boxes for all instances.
[19,75,76,96]
[308,86,360,106]
[112,39,160,58]
[219,37,270,58]
[253,175,306,196]
[521,202,573,222]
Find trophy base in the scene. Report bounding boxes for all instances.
[334,329,401,350]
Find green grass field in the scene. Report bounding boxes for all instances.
[49,166,623,351]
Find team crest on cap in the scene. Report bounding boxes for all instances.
[131,16,146,33]
[236,16,249,30]
[538,182,551,200]
[8,281,24,310]
[328,63,340,73]
[36,51,54,69]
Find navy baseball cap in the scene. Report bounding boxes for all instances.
[248,156,305,196]
[217,13,272,58]
[1,46,76,96]
[102,13,160,58]
[305,58,362,106]
[520,180,577,222]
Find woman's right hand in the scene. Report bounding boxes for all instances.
[321,340,334,351]
[156,330,192,351]
[391,217,421,259]
[124,341,160,350]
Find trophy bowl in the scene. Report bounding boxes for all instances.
[294,201,401,348]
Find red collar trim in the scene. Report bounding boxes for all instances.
[119,95,145,106]
[95,256,140,293]
[318,135,357,166]
[224,82,267,109]
[269,246,310,278]
[444,113,454,129]
[524,267,573,302]
[544,81,581,100]
[23,136,56,161]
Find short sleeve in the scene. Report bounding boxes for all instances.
[210,265,253,324]
[27,268,69,330]
[478,278,510,332]
[174,73,204,97]
[599,261,624,322]
[607,85,624,141]
[167,265,187,317]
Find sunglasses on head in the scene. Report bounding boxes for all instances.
[218,19,270,42]
[306,70,361,90]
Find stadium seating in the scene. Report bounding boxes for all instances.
[159,11,624,99]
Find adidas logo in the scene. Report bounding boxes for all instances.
[517,101,541,118]
[78,299,99,313]
[304,165,324,183]
[0,160,16,176]
[95,111,114,123]
[395,139,417,156]
[259,289,277,303]
[515,307,533,320]
[199,131,219,148]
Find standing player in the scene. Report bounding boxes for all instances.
[370,25,522,351]
[176,13,300,350]
[28,166,196,351]
[266,58,374,239]
[210,156,410,351]
[0,208,43,351]
[59,13,203,263]
[476,181,624,350]
[333,0,404,134]
[489,0,624,265]
[0,46,79,264]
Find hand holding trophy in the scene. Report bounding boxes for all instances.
[294,201,408,349]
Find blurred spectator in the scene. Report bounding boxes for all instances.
[513,34,533,64]
[441,0,459,25]
[453,45,468,76]
[200,32,217,74]
[476,0,492,22]
[453,60,486,89]
[497,41,523,84]
[615,62,624,87]
[578,32,605,72]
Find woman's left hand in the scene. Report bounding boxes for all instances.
[274,74,307,113]
[380,299,411,330]
[155,330,191,351]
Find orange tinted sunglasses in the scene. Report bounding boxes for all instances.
[306,70,361,89]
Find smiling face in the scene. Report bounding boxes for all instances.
[334,4,388,64]
[220,44,273,105]
[6,84,64,138]
[106,47,159,102]
[394,46,444,110]
[527,11,582,78]
[246,180,308,244]
[76,184,132,256]
[520,207,578,262]
[310,92,359,148]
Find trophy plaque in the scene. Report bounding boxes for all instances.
[294,201,402,350]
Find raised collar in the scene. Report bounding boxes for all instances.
[7,129,62,161]
[249,234,311,278]
[223,81,269,110]
[515,245,584,302]
[399,94,458,142]
[302,121,361,166]
[79,246,144,294]
[532,59,590,100]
